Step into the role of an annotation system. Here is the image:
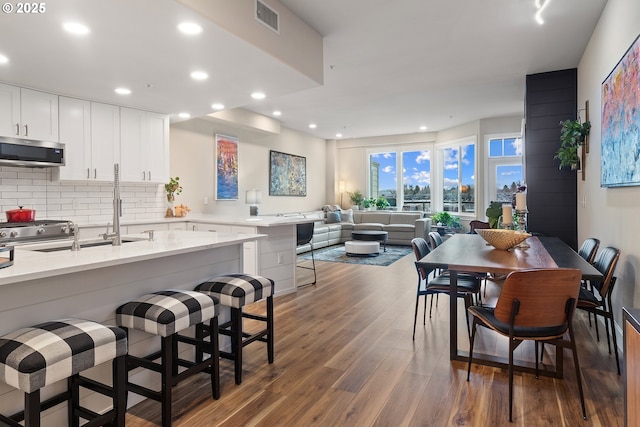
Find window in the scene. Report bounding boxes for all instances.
[487,136,523,203]
[440,142,475,214]
[402,150,431,212]
[368,152,397,207]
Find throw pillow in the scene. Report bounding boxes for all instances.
[327,211,342,223]
[342,209,354,223]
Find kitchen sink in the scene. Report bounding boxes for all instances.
[27,238,144,252]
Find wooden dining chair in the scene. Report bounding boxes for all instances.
[411,238,481,339]
[467,268,586,422]
[469,220,491,234]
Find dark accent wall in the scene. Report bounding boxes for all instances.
[525,69,578,250]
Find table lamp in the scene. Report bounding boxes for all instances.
[246,189,262,216]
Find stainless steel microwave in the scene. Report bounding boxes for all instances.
[0,137,65,167]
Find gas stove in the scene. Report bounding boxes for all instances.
[0,220,75,244]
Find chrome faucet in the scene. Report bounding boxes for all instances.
[66,221,80,251]
[102,164,122,245]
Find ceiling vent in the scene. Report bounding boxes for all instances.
[255,0,279,34]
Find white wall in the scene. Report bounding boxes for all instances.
[170,116,327,216]
[335,116,522,213]
[577,0,640,321]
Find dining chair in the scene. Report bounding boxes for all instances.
[577,246,621,374]
[411,237,481,340]
[469,220,491,234]
[467,268,586,422]
[296,222,317,286]
[577,237,600,326]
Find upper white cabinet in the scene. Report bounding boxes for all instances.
[0,83,59,142]
[58,97,90,180]
[58,98,120,181]
[120,107,169,183]
[91,102,120,181]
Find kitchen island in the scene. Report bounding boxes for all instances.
[0,230,266,424]
[78,213,319,295]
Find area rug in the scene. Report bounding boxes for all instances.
[298,245,413,266]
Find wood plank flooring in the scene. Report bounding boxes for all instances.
[125,250,624,426]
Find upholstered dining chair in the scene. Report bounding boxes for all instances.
[296,222,316,286]
[577,246,621,374]
[578,237,600,265]
[467,268,587,422]
[469,220,491,234]
[577,237,600,327]
[411,237,481,340]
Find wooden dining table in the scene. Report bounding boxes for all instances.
[417,233,603,378]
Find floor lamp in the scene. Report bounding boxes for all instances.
[339,181,345,209]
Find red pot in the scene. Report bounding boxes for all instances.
[6,206,36,222]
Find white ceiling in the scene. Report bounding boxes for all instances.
[0,0,607,140]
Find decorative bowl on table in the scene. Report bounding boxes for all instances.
[475,229,531,250]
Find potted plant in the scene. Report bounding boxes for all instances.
[348,190,364,209]
[362,197,377,210]
[485,201,502,229]
[431,211,461,233]
[375,196,390,210]
[164,177,182,217]
[555,119,591,170]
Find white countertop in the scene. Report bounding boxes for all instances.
[1,230,266,286]
[79,213,321,228]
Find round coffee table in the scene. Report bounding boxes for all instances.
[351,230,388,252]
[345,240,380,256]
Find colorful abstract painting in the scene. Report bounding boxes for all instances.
[215,134,238,200]
[269,150,307,196]
[601,33,640,187]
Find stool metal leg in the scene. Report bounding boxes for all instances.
[231,307,243,385]
[161,336,173,427]
[267,296,274,364]
[69,375,80,427]
[114,355,127,426]
[25,390,41,427]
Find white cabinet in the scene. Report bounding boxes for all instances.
[91,102,120,181]
[187,222,232,232]
[58,100,120,181]
[0,83,58,142]
[120,107,169,183]
[58,97,91,180]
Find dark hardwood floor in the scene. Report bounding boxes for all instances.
[125,250,624,426]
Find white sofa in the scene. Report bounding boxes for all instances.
[296,210,431,254]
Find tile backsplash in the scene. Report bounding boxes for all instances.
[0,166,165,225]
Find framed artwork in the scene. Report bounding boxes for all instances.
[215,134,239,199]
[601,33,640,188]
[269,150,307,196]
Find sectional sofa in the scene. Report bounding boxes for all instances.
[295,210,431,254]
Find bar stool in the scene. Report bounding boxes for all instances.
[0,318,127,427]
[195,274,274,385]
[116,289,219,427]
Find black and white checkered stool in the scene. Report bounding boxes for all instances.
[0,318,127,427]
[195,274,274,385]
[116,289,219,427]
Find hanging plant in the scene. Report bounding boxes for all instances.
[554,119,591,170]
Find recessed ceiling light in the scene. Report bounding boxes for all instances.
[0,54,8,64]
[63,22,90,35]
[309,124,317,129]
[177,22,202,35]
[190,71,208,80]
[273,110,282,116]
[178,112,191,119]
[336,133,343,138]
[251,92,266,100]
[419,125,428,131]
[115,87,131,95]
[211,103,225,110]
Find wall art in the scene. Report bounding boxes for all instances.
[269,150,307,196]
[215,134,239,199]
[601,33,640,187]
